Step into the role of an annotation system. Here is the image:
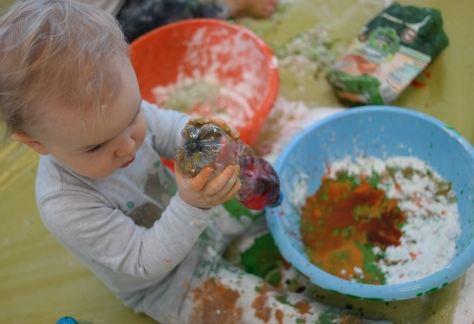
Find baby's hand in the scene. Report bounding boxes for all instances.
[175,162,241,209]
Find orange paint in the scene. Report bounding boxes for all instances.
[411,71,432,88]
[191,279,243,323]
[294,300,311,315]
[275,309,284,324]
[411,79,427,88]
[252,285,272,323]
[409,251,418,260]
[301,176,406,284]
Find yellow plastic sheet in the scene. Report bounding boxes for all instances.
[0,0,472,323]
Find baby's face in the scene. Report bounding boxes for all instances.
[36,57,147,179]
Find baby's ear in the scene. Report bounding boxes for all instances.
[11,131,49,155]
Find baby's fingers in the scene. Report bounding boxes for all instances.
[204,165,237,196]
[211,172,241,201]
[189,167,214,192]
[217,179,242,204]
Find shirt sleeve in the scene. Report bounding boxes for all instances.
[38,189,210,281]
[141,100,190,159]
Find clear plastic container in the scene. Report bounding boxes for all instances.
[176,120,282,210]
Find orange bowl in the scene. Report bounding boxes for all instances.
[130,19,279,145]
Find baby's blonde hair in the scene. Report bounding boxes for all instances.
[0,0,128,137]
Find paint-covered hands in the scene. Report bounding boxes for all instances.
[175,163,241,209]
[175,117,241,209]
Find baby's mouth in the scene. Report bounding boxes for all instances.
[120,155,135,168]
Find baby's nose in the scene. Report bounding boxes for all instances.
[115,135,135,157]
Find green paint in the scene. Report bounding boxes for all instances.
[346,294,363,300]
[305,223,317,233]
[126,201,135,210]
[335,171,359,188]
[399,167,455,203]
[357,242,386,284]
[223,198,262,221]
[365,297,385,301]
[240,233,284,286]
[353,205,380,223]
[333,226,355,239]
[265,268,282,287]
[320,191,329,201]
[402,167,414,179]
[332,250,349,262]
[316,309,339,324]
[368,171,382,187]
[276,294,292,305]
[435,181,452,197]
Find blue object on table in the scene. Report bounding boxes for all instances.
[56,316,78,324]
[266,106,474,301]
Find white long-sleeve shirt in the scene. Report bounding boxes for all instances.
[36,101,212,321]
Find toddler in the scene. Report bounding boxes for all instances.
[0,1,369,323]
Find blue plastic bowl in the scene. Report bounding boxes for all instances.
[266,106,474,301]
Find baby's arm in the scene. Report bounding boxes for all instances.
[39,190,210,281]
[141,100,189,159]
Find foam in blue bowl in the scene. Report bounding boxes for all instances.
[266,106,474,300]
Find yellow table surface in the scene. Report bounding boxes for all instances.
[0,0,472,323]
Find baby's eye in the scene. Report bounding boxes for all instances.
[86,144,102,153]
